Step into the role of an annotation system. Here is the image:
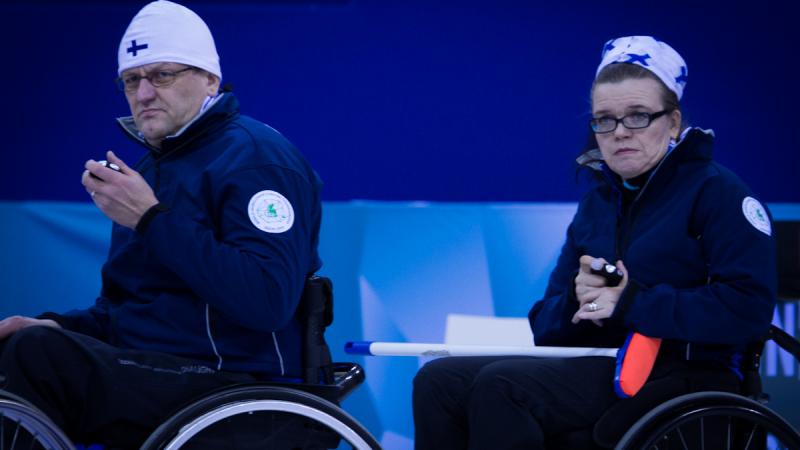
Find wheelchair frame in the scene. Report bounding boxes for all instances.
[0,392,72,450]
[610,324,800,450]
[141,367,380,449]
[0,276,381,450]
[615,391,800,449]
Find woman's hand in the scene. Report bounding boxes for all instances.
[572,256,628,325]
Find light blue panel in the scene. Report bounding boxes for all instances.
[769,203,800,221]
[358,202,495,343]
[351,202,499,448]
[359,275,418,446]
[317,202,370,354]
[0,201,110,318]
[481,203,577,317]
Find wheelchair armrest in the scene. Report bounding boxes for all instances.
[769,324,800,360]
[332,362,365,401]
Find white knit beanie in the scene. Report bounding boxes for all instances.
[117,0,221,79]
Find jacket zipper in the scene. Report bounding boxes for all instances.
[613,144,676,259]
[616,200,639,260]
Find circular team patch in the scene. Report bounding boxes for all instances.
[741,196,771,236]
[248,190,294,233]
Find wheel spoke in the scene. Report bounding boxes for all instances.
[700,417,705,450]
[743,422,757,450]
[676,426,688,450]
[726,416,731,450]
[10,419,21,449]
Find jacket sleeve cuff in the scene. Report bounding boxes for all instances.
[609,279,641,327]
[35,312,75,331]
[567,269,580,307]
[135,203,170,234]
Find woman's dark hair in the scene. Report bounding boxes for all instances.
[592,63,680,114]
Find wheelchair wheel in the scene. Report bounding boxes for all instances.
[0,398,73,450]
[140,385,381,450]
[615,391,800,450]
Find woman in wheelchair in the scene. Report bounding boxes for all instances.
[413,36,780,449]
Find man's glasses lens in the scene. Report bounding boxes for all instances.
[116,67,194,92]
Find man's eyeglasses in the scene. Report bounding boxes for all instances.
[116,67,196,93]
[590,109,671,134]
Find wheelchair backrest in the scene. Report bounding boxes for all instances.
[297,275,335,384]
[775,220,799,299]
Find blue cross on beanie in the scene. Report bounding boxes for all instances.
[126,40,148,57]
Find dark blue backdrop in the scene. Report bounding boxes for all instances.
[1,0,797,202]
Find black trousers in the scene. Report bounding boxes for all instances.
[0,326,257,449]
[412,354,740,450]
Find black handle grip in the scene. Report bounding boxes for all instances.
[89,160,122,180]
[590,260,624,287]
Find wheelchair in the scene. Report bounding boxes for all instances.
[606,324,800,450]
[0,276,381,450]
[600,220,800,449]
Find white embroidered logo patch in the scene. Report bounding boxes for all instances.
[741,196,771,236]
[248,190,294,233]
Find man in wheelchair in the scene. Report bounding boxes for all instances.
[0,1,325,448]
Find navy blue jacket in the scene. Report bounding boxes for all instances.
[529,128,776,369]
[50,94,322,376]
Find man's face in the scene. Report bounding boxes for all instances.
[121,62,220,147]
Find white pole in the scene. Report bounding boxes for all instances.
[346,341,618,358]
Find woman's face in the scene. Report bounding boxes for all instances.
[591,77,681,180]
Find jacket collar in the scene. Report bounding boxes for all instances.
[577,127,715,180]
[577,127,715,210]
[116,93,239,158]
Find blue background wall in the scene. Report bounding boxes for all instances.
[1,0,798,203]
[2,1,800,448]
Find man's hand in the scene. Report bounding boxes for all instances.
[572,255,628,325]
[82,150,159,229]
[0,315,60,340]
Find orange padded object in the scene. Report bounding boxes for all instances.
[614,332,662,398]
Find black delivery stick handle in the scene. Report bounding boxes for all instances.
[89,160,122,180]
[590,259,624,287]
